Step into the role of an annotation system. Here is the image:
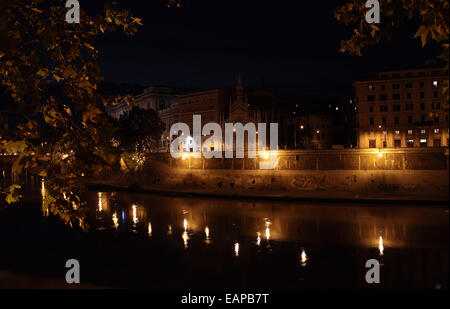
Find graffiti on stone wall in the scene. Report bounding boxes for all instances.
[290,175,327,190]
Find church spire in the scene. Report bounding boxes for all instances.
[236,73,243,103]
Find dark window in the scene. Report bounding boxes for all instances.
[407,93,412,99]
[392,93,400,100]
[420,82,424,87]
[421,115,425,123]
[369,106,374,112]
[382,117,386,125]
[408,116,412,123]
[405,104,414,111]
[393,105,401,111]
[370,118,374,125]
[392,83,400,89]
[434,116,439,123]
[380,105,388,112]
[432,102,441,110]
[367,95,375,101]
[380,84,386,90]
[394,140,401,148]
[433,139,441,147]
[420,103,425,110]
[369,139,376,148]
[395,117,399,124]
[420,92,424,98]
[379,94,388,101]
[433,91,438,98]
[405,82,413,88]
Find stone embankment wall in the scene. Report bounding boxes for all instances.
[146,148,449,200]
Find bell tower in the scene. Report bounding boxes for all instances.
[236,74,244,104]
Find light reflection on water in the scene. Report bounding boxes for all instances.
[300,248,308,267]
[8,177,448,288]
[81,191,448,288]
[89,191,449,250]
[204,226,211,245]
[40,179,49,218]
[148,221,152,237]
[378,236,384,256]
[112,211,119,230]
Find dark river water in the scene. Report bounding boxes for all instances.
[0,176,448,288]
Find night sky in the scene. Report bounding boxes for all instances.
[85,0,440,99]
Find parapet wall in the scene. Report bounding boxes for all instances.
[145,148,449,201]
[153,148,449,171]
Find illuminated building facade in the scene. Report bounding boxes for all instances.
[354,67,449,148]
[160,76,279,153]
[108,86,178,120]
[108,76,280,152]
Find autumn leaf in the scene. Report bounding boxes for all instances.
[132,17,143,26]
[82,106,102,123]
[413,25,430,47]
[6,140,27,153]
[5,184,22,204]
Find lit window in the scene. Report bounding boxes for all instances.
[395,130,400,135]
[420,139,427,143]
[382,131,387,135]
[407,129,413,135]
[407,139,414,147]
[434,128,440,134]
[420,129,426,134]
[433,81,439,87]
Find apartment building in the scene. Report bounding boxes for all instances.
[353,66,449,148]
